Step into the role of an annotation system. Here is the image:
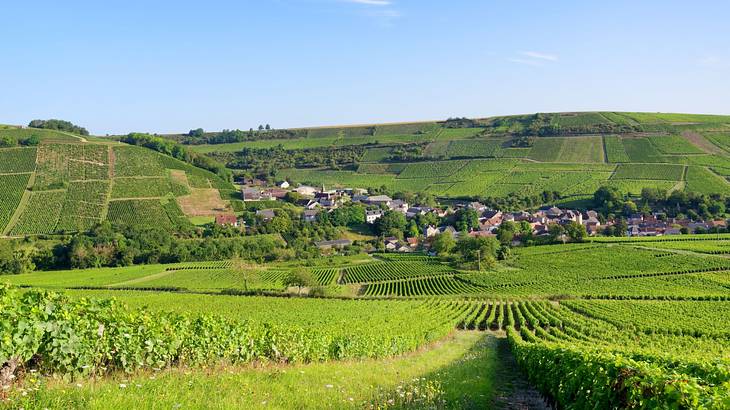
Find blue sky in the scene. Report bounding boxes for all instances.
[2,0,729,134]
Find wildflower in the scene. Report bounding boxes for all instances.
[325,384,334,388]
[119,384,127,388]
[76,384,83,388]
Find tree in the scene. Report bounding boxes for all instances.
[258,125,264,131]
[284,268,315,295]
[432,232,455,256]
[564,221,587,242]
[232,256,256,291]
[454,208,479,232]
[265,124,271,130]
[495,221,516,245]
[548,224,565,242]
[455,236,499,269]
[374,210,407,236]
[187,128,205,138]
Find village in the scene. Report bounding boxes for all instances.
[215,180,730,253]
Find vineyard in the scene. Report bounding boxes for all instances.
[0,174,30,232]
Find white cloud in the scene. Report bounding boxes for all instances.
[521,51,559,62]
[507,58,544,67]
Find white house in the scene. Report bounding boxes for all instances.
[366,210,384,224]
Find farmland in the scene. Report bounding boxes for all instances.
[0,139,234,235]
[193,112,728,200]
[3,112,730,408]
[4,237,730,408]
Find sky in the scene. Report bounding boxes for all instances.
[1,0,729,135]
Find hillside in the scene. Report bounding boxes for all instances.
[188,112,730,202]
[0,127,236,236]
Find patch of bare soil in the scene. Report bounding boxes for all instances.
[176,188,231,216]
[682,131,727,155]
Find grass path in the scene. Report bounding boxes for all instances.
[4,332,547,409]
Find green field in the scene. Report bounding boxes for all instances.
[5,235,730,408]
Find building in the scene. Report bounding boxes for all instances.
[366,195,392,207]
[424,225,440,238]
[242,187,262,201]
[215,214,239,227]
[303,209,319,222]
[256,209,276,221]
[366,210,384,224]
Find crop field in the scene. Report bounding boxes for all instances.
[648,135,704,154]
[0,147,36,173]
[685,166,730,194]
[55,180,110,232]
[342,260,455,283]
[704,132,730,151]
[111,176,190,198]
[621,137,667,162]
[112,145,167,177]
[0,173,30,231]
[0,127,82,143]
[5,236,730,407]
[603,135,630,162]
[8,190,66,234]
[610,163,684,180]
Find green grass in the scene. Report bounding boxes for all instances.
[8,332,501,410]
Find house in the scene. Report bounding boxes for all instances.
[278,180,290,189]
[366,195,392,207]
[546,207,562,218]
[302,209,320,222]
[264,188,289,199]
[256,209,276,221]
[242,187,262,201]
[215,214,239,227]
[384,237,400,251]
[315,239,353,250]
[389,199,409,214]
[483,210,503,225]
[424,225,440,238]
[468,202,487,213]
[406,237,420,248]
[366,210,384,224]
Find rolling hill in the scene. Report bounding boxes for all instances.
[2,112,730,237]
[188,112,730,202]
[0,126,236,236]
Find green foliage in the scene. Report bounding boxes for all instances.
[0,148,37,173]
[28,119,89,135]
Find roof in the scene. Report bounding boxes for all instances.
[215,214,237,224]
[368,195,392,202]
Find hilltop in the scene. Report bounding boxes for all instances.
[2,111,730,237]
[180,111,730,205]
[0,126,237,236]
